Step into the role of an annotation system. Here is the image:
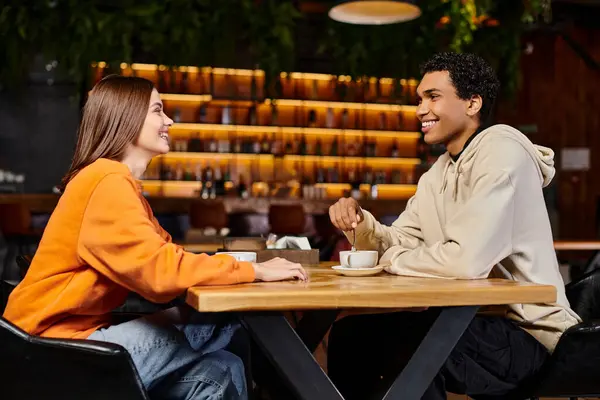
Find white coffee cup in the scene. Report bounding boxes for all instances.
[339,250,378,269]
[216,252,257,262]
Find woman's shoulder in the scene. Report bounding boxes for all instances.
[66,158,136,194]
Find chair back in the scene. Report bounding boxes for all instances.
[0,203,32,236]
[565,267,600,321]
[268,204,306,235]
[0,317,149,400]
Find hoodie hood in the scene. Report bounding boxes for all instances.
[454,124,555,188]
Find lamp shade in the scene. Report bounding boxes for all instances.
[328,0,421,25]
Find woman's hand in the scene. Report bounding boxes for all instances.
[252,257,308,282]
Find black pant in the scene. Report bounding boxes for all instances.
[327,309,549,400]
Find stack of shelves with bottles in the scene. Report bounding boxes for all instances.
[91,63,441,201]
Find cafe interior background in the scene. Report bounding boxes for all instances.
[1,0,599,285]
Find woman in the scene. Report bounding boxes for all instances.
[3,75,307,399]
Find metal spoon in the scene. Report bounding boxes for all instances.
[351,228,356,252]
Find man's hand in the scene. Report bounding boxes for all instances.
[329,197,364,232]
[252,257,308,282]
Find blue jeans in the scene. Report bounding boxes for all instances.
[88,307,248,400]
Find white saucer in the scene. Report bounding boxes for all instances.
[332,265,384,277]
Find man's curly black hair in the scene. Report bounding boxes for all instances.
[420,52,500,125]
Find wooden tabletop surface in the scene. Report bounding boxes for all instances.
[186,263,557,312]
[183,241,600,254]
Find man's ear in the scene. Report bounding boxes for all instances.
[466,94,482,117]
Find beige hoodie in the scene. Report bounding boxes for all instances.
[351,124,581,352]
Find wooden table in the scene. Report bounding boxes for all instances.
[186,264,556,400]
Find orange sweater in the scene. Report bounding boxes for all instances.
[3,158,255,339]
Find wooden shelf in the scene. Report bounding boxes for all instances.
[282,155,420,166]
[139,180,417,200]
[157,91,418,112]
[158,152,274,162]
[266,98,417,113]
[160,94,212,102]
[169,123,421,140]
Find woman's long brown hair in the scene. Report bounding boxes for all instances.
[59,75,154,191]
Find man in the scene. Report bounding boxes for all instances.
[327,52,580,399]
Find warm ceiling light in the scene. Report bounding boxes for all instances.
[328,1,421,25]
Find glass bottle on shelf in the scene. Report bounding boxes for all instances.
[308,109,317,128]
[345,79,354,102]
[391,169,402,184]
[285,138,294,155]
[172,108,182,123]
[315,138,323,156]
[218,136,229,153]
[270,103,279,126]
[378,112,386,130]
[310,79,318,100]
[261,134,271,154]
[375,78,382,103]
[271,134,282,156]
[242,136,252,153]
[237,174,249,199]
[341,109,349,129]
[299,135,307,156]
[202,162,214,199]
[195,69,204,95]
[248,104,257,126]
[209,135,218,153]
[250,71,258,101]
[196,104,207,123]
[195,162,204,182]
[330,137,339,156]
[349,168,361,199]
[369,138,377,157]
[221,105,232,125]
[213,163,223,197]
[326,108,334,129]
[223,164,231,184]
[174,162,184,181]
[252,136,261,154]
[397,111,404,131]
[363,168,373,186]
[274,75,283,99]
[394,79,404,104]
[184,161,194,181]
[391,140,399,158]
[158,69,169,93]
[316,164,326,184]
[233,135,242,154]
[180,71,189,94]
[209,68,215,96]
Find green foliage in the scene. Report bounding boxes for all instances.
[317,0,552,99]
[0,0,300,90]
[0,0,552,99]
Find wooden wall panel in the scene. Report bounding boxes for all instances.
[498,26,600,239]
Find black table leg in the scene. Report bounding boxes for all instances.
[382,306,479,400]
[295,310,340,353]
[242,312,344,400]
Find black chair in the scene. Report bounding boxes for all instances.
[526,268,600,399]
[0,257,151,399]
[0,314,149,400]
